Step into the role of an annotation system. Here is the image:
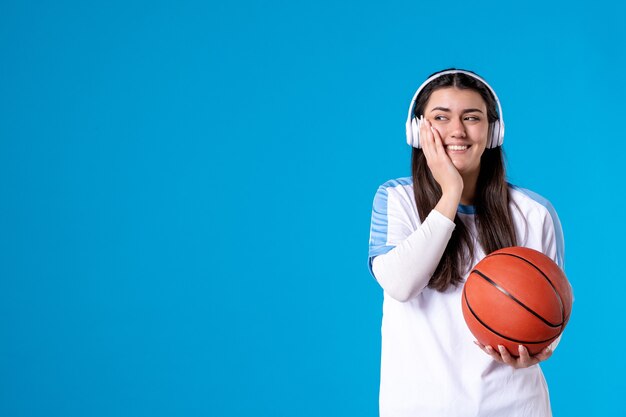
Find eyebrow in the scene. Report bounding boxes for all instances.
[430,107,484,114]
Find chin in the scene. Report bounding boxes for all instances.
[452,162,469,172]
[454,164,480,177]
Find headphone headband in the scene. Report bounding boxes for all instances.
[405,70,505,149]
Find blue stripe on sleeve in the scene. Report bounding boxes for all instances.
[367,177,412,276]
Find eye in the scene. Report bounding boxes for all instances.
[433,115,448,121]
[464,115,481,121]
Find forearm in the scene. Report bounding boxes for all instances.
[372,209,455,302]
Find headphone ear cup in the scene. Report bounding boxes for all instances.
[406,116,414,147]
[411,117,421,148]
[488,120,502,148]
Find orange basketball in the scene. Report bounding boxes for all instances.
[461,246,573,356]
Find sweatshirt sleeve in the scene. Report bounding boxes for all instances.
[367,181,456,302]
[511,185,570,352]
[539,196,570,352]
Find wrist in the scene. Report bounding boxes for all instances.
[435,191,462,221]
[441,185,463,201]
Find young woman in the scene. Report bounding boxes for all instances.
[367,69,566,417]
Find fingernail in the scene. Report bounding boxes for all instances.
[518,345,524,353]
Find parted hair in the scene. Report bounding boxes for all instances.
[411,69,518,291]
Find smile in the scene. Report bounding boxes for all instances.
[446,145,470,151]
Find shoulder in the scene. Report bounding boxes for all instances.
[508,183,565,266]
[376,176,414,192]
[508,184,560,218]
[372,176,415,208]
[369,176,421,258]
[370,176,419,229]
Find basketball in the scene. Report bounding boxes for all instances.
[461,246,573,356]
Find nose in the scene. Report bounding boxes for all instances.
[450,117,467,138]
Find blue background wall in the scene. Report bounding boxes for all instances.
[2,1,624,415]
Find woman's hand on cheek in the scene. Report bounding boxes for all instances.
[420,117,463,196]
[474,341,553,369]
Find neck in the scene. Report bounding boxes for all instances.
[460,170,479,205]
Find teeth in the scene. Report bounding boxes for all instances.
[447,145,468,151]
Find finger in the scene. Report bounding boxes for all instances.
[498,345,516,366]
[473,341,490,355]
[485,345,503,362]
[431,126,446,157]
[517,345,537,367]
[421,117,435,159]
[519,345,541,367]
[533,346,553,362]
[474,342,502,362]
[424,118,437,153]
[518,345,530,361]
[420,116,433,157]
[425,118,435,136]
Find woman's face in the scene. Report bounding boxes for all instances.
[423,87,489,177]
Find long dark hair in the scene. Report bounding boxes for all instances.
[411,69,517,291]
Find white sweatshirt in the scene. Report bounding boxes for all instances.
[368,176,565,417]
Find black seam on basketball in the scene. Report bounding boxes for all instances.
[485,252,565,323]
[471,269,563,328]
[463,285,560,345]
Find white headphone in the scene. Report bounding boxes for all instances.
[405,69,505,149]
